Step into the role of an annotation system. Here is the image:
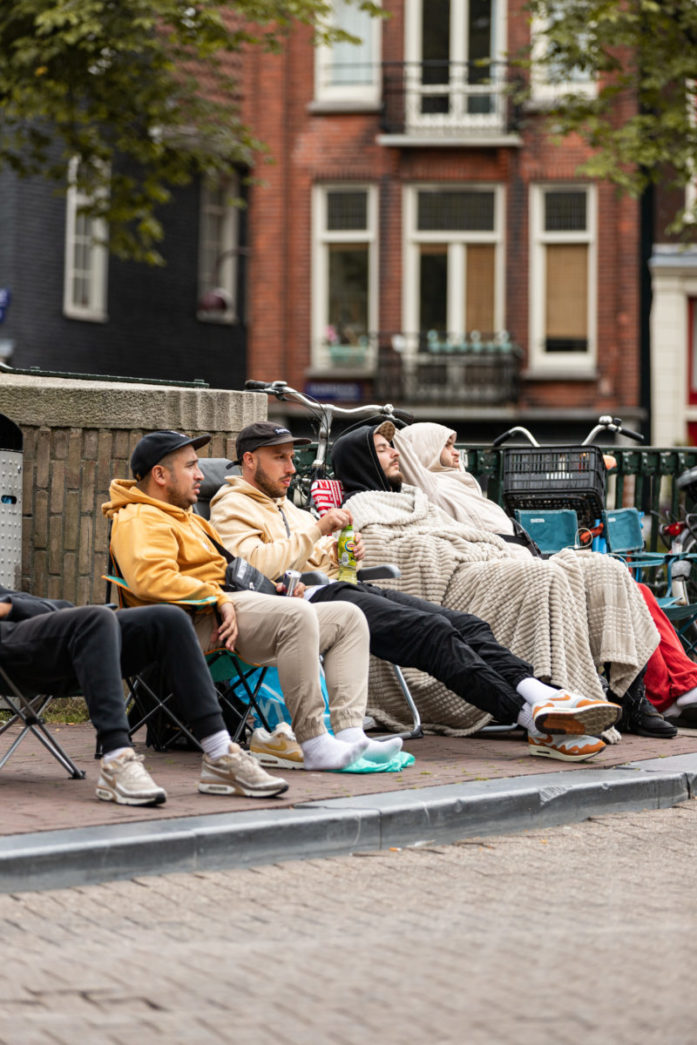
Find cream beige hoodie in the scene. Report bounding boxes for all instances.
[210,477,339,581]
[102,479,233,610]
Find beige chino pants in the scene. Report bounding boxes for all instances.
[194,593,369,743]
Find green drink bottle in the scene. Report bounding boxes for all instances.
[337,524,358,583]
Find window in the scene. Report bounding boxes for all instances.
[529,184,596,369]
[530,8,596,105]
[198,178,240,323]
[403,0,506,132]
[312,185,378,367]
[63,159,109,322]
[315,0,381,105]
[404,185,503,344]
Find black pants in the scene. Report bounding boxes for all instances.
[310,582,532,722]
[0,605,226,753]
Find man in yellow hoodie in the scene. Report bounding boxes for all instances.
[103,429,394,774]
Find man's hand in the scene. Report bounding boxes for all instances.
[353,531,365,563]
[317,507,353,535]
[275,581,308,598]
[213,601,238,651]
[0,601,11,620]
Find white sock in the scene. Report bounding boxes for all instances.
[677,686,697,708]
[200,730,233,761]
[335,727,403,762]
[301,732,368,771]
[516,678,559,705]
[516,704,535,732]
[102,746,132,764]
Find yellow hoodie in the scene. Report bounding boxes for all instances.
[210,477,339,581]
[102,479,233,611]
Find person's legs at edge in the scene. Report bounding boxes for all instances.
[229,592,368,769]
[0,605,166,805]
[116,604,289,797]
[313,600,403,763]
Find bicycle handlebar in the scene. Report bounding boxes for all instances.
[243,379,412,423]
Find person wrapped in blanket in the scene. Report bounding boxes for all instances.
[395,422,689,735]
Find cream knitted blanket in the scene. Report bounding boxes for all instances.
[350,486,659,736]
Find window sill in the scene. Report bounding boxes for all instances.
[308,100,382,115]
[522,368,600,382]
[377,132,522,149]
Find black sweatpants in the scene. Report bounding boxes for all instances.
[310,582,532,723]
[0,604,226,753]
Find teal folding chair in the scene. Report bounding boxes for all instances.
[602,508,697,657]
[514,508,581,556]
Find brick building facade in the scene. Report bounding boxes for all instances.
[240,0,645,442]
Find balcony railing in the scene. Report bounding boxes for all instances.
[374,331,522,406]
[381,61,519,139]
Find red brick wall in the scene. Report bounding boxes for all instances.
[240,0,642,421]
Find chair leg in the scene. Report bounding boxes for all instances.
[0,673,86,780]
[388,664,424,740]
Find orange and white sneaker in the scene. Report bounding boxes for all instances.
[531,691,621,736]
[249,722,305,770]
[528,731,606,762]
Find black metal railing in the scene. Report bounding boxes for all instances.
[374,332,522,406]
[380,60,520,138]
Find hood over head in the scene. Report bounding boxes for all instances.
[331,422,398,499]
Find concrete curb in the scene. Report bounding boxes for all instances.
[2,754,696,894]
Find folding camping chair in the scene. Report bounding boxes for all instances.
[0,665,86,779]
[196,459,424,740]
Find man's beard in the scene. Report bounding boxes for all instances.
[387,472,403,492]
[252,462,287,499]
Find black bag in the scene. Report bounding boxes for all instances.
[223,557,278,597]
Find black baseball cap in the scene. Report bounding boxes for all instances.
[235,421,311,463]
[131,430,212,480]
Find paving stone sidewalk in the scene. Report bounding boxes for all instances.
[3,719,697,837]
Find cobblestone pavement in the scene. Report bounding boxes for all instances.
[2,802,697,1044]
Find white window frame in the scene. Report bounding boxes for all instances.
[530,13,597,105]
[197,177,240,324]
[315,0,382,105]
[402,183,505,344]
[311,183,379,369]
[63,158,109,322]
[403,0,508,132]
[529,183,597,372]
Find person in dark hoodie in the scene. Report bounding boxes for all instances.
[209,421,621,762]
[331,421,671,742]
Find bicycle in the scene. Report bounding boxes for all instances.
[244,380,413,508]
[490,414,645,533]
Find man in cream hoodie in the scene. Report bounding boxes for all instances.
[209,423,621,763]
[103,428,396,775]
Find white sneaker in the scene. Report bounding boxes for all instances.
[249,722,305,769]
[96,750,167,806]
[528,731,605,762]
[199,744,289,797]
[531,691,621,736]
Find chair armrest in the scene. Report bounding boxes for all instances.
[300,570,331,585]
[357,564,401,581]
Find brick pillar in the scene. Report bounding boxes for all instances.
[0,376,266,603]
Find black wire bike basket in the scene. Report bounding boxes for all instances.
[502,445,606,528]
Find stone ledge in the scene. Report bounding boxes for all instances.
[0,375,265,431]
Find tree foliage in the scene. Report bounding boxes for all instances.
[0,0,379,262]
[524,0,697,229]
